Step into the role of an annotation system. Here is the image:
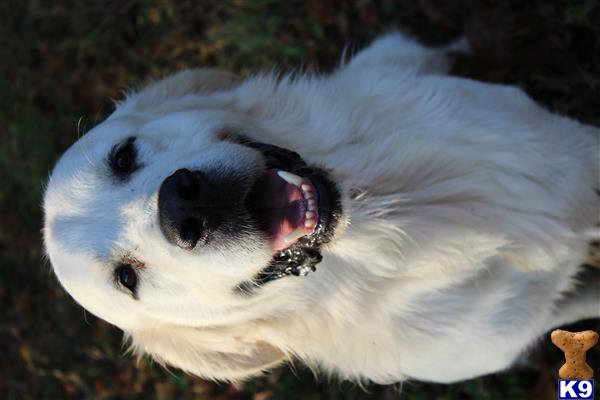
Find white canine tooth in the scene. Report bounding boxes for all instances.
[308,199,316,210]
[301,184,311,192]
[277,170,303,186]
[284,227,306,243]
[306,211,316,219]
[304,191,314,199]
[305,219,314,228]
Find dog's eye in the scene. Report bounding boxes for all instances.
[109,137,138,178]
[115,264,138,293]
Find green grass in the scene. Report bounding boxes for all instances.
[1,1,599,398]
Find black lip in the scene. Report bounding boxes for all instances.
[231,136,342,291]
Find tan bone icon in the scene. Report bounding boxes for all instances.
[551,329,599,379]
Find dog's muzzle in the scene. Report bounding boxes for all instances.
[157,136,343,290]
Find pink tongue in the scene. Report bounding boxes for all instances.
[253,171,308,251]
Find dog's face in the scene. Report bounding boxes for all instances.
[43,71,342,337]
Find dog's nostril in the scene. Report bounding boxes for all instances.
[176,168,198,200]
[178,218,202,250]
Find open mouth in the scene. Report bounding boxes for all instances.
[247,170,319,252]
[237,137,342,289]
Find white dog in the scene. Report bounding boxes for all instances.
[43,33,599,384]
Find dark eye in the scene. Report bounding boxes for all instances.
[115,264,138,293]
[110,137,137,178]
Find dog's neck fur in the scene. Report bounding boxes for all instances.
[207,70,596,381]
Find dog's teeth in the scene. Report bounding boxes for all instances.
[277,170,303,186]
[308,199,316,210]
[306,211,316,219]
[304,191,314,199]
[305,219,315,228]
[301,184,311,192]
[284,227,306,243]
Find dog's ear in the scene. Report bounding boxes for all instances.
[114,68,241,115]
[125,326,287,381]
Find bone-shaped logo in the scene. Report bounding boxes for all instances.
[551,329,598,379]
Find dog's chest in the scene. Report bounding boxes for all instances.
[270,259,580,383]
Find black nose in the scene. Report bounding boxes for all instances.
[158,168,221,250]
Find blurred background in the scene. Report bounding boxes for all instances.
[1,0,599,399]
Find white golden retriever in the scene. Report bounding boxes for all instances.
[43,33,600,384]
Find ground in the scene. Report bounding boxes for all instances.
[1,1,599,399]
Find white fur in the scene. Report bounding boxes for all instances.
[43,33,600,384]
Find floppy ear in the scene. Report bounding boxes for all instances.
[114,68,241,115]
[125,326,287,381]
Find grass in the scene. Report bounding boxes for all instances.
[1,1,599,398]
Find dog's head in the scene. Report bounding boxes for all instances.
[43,69,343,379]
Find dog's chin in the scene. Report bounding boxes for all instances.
[237,138,342,291]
